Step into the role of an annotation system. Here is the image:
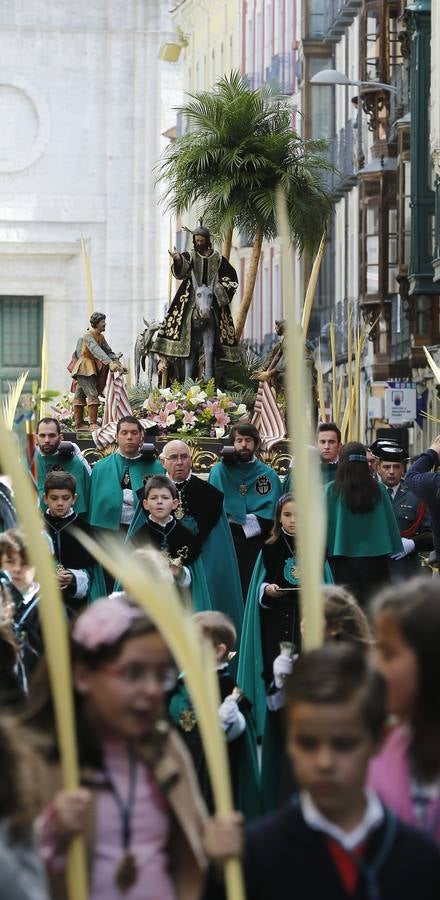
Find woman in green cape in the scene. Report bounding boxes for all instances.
[325,441,403,607]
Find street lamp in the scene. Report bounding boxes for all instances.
[310,69,397,94]
[310,68,397,166]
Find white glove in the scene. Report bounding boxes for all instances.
[391,537,416,561]
[218,695,240,727]
[401,537,415,556]
[273,653,295,689]
[218,695,246,741]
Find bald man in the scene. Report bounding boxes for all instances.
[130,439,243,632]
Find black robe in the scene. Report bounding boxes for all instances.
[168,665,254,815]
[44,510,96,609]
[173,475,224,542]
[153,249,239,363]
[259,534,301,684]
[131,513,201,565]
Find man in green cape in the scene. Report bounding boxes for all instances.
[88,416,162,532]
[36,417,91,517]
[209,423,281,597]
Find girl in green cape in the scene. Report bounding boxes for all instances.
[325,442,403,607]
[238,494,333,742]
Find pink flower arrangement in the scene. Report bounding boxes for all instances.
[139,381,248,437]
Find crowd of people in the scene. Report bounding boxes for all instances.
[1,412,440,898]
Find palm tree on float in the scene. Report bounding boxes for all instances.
[156,71,334,340]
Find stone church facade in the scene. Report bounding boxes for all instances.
[0,0,181,392]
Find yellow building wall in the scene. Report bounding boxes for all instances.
[172,0,240,93]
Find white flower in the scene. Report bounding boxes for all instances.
[235,403,247,416]
[216,388,226,399]
[166,414,176,426]
[179,423,194,433]
[215,426,225,438]
[187,385,200,399]
[159,387,174,399]
[189,391,207,406]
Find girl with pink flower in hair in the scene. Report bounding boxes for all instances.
[22,595,242,900]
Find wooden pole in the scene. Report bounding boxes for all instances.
[330,321,337,423]
[301,233,326,340]
[316,342,327,423]
[347,306,353,440]
[40,331,48,420]
[277,187,325,649]
[80,235,94,319]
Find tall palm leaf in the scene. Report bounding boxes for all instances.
[156,72,334,338]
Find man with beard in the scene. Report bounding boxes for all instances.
[209,423,282,597]
[373,441,433,580]
[36,417,91,517]
[152,225,239,379]
[129,438,243,632]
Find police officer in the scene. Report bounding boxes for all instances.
[372,441,433,580]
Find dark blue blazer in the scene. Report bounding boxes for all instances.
[244,802,440,900]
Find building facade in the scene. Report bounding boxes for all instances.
[0,0,181,394]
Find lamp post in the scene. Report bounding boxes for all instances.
[310,69,397,94]
[310,69,397,169]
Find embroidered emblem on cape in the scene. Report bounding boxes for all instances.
[284,556,300,585]
[255,474,271,495]
[239,483,248,495]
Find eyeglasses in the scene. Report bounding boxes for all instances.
[164,453,190,462]
[104,662,177,690]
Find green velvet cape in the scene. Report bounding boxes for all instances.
[189,511,243,636]
[37,451,91,518]
[208,459,281,524]
[88,453,163,530]
[325,481,403,557]
[238,551,333,742]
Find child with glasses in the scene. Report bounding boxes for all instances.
[23,594,242,900]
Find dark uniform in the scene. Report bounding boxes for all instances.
[371,440,433,582]
[387,481,433,580]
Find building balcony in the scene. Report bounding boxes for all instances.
[323,0,363,43]
[265,53,294,95]
[331,121,358,197]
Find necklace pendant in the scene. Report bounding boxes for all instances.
[115,851,138,892]
[179,708,197,732]
[175,503,184,520]
[239,483,248,495]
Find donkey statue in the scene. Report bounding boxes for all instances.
[185,272,217,381]
[134,318,161,387]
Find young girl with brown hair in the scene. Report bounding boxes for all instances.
[368,577,440,845]
[23,594,241,900]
